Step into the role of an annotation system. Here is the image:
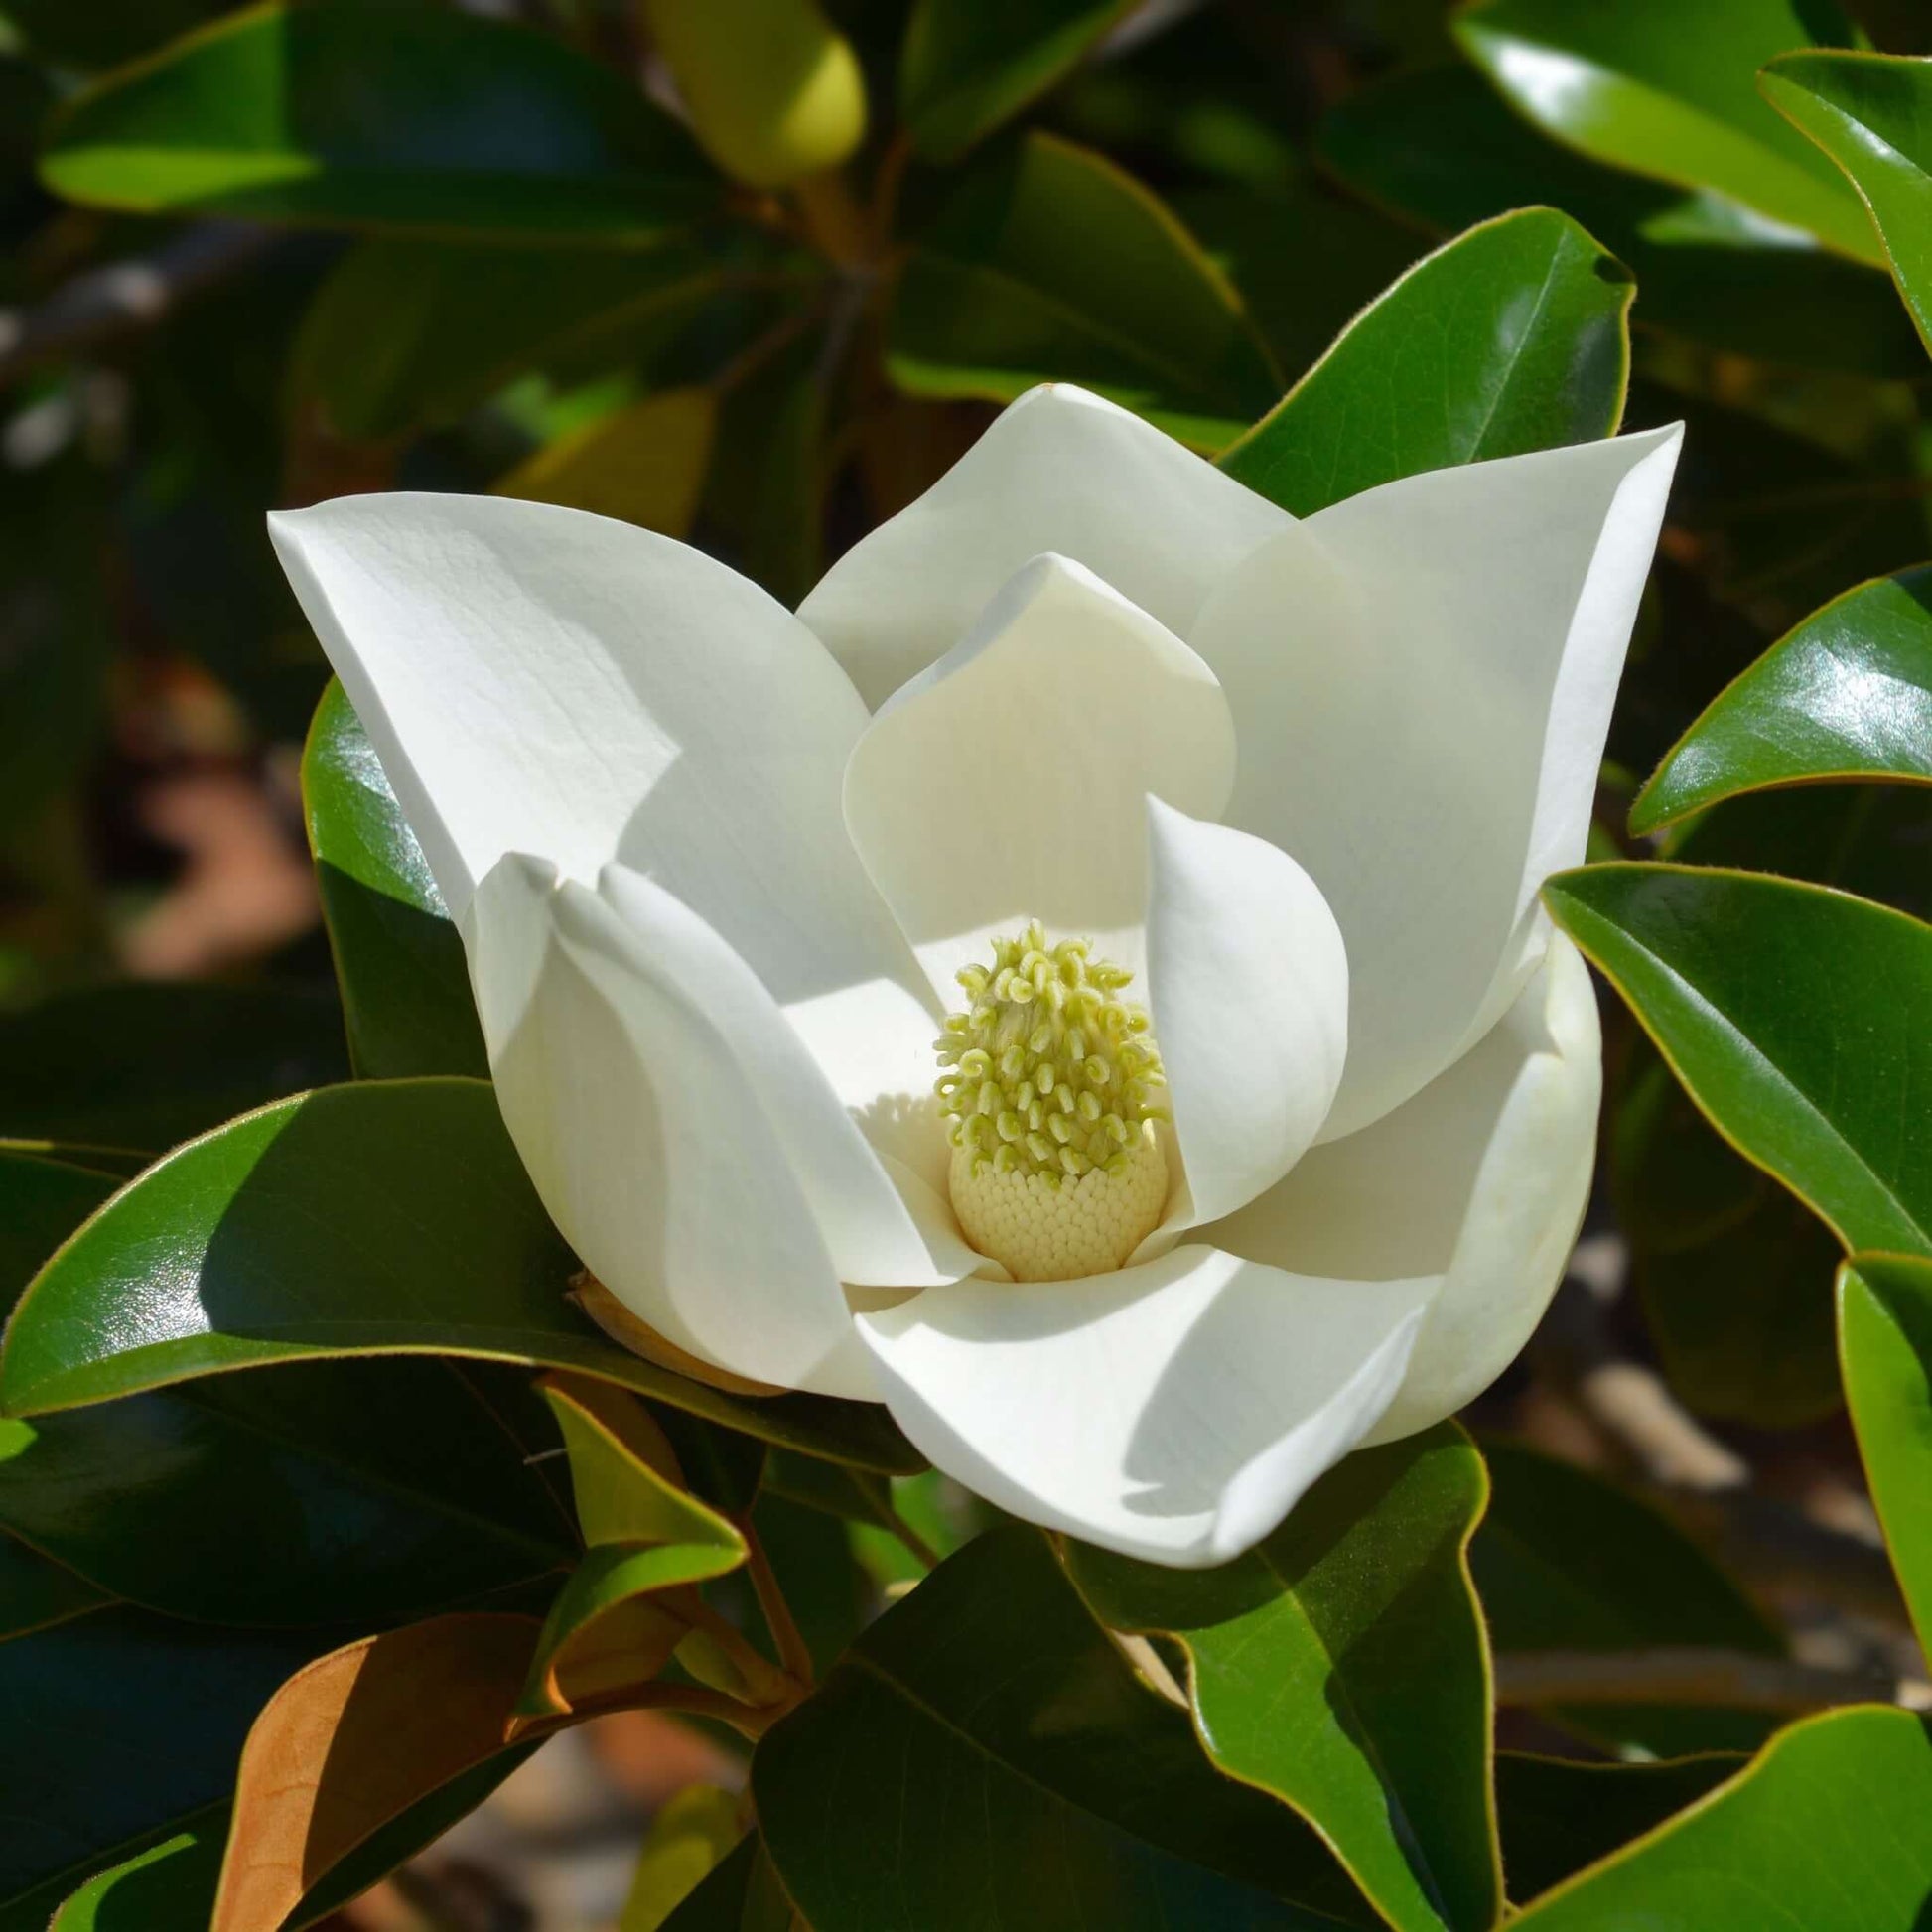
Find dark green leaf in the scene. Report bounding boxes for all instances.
[0,1077,920,1473]
[1218,208,1630,516]
[0,1534,109,1641]
[40,0,713,242]
[0,1150,115,1311]
[887,131,1280,451]
[1511,1709,1932,1927]
[0,982,348,1157]
[301,680,487,1081]
[754,1525,1371,1931]
[0,1608,327,1931]
[1493,1751,1744,1906]
[1473,1439,1781,1756]
[292,237,752,444]
[1762,50,1932,353]
[1838,1253,1932,1649]
[1315,64,1924,377]
[1454,0,1879,263]
[1614,1052,1843,1426]
[1544,864,1932,1256]
[898,0,1133,162]
[0,1358,576,1626]
[1066,1427,1498,1932]
[1633,567,1932,833]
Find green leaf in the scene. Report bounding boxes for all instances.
[0,1608,327,1931]
[515,1377,747,1724]
[1838,1253,1932,1649]
[1510,1708,1932,1927]
[48,1818,224,1932]
[0,1149,115,1310]
[0,982,348,1157]
[754,1525,1374,1932]
[496,387,718,537]
[1762,51,1932,354]
[1066,1427,1498,1932]
[0,1077,918,1473]
[39,0,713,242]
[301,680,487,1082]
[659,1836,795,1932]
[1472,1439,1781,1756]
[0,1359,576,1626]
[1633,567,1932,834]
[291,237,749,445]
[898,0,1133,162]
[1493,1751,1745,1906]
[0,1533,109,1641]
[622,1786,745,1931]
[1614,1051,1843,1426]
[886,130,1280,451]
[1218,208,1630,517]
[1315,63,1925,378]
[1544,864,1932,1256]
[1453,0,1880,265]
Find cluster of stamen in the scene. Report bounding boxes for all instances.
[933,922,1167,1182]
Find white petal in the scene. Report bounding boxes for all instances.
[1189,426,1678,1139]
[841,554,1236,1000]
[269,492,937,1131]
[467,853,892,1400]
[858,1247,1435,1566]
[1143,798,1348,1232]
[798,385,1290,709]
[1205,934,1600,1442]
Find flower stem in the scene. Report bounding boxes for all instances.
[743,1517,817,1688]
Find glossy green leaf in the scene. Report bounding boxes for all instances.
[1615,1051,1843,1426]
[1493,1752,1745,1906]
[1839,1254,1932,1649]
[0,1608,327,1931]
[301,680,486,1081]
[1512,1708,1932,1927]
[1762,51,1932,353]
[898,0,1133,161]
[1634,567,1932,833]
[1218,208,1630,516]
[755,1526,1375,1931]
[0,1359,575,1626]
[0,983,348,1157]
[887,130,1280,451]
[1545,864,1932,1256]
[1454,0,1880,264]
[291,237,750,444]
[1472,1439,1781,1756]
[0,1150,115,1310]
[47,1818,224,1932]
[0,1077,922,1474]
[1066,1427,1498,1932]
[39,0,713,242]
[1316,64,1924,377]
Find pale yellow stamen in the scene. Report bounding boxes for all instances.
[932,922,1169,1282]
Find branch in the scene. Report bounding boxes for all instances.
[1495,1646,1912,1714]
[0,222,276,386]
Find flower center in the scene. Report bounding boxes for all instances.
[932,921,1169,1282]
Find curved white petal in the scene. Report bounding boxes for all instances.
[1189,426,1678,1139]
[1205,934,1600,1442]
[467,852,921,1400]
[841,554,1236,1001]
[798,386,1290,709]
[269,492,937,1135]
[1144,798,1348,1232]
[858,1247,1435,1566]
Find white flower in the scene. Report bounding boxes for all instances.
[270,385,1679,1568]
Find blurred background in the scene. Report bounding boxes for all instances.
[4,0,1931,1923]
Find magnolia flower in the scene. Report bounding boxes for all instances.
[270,386,1679,1568]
